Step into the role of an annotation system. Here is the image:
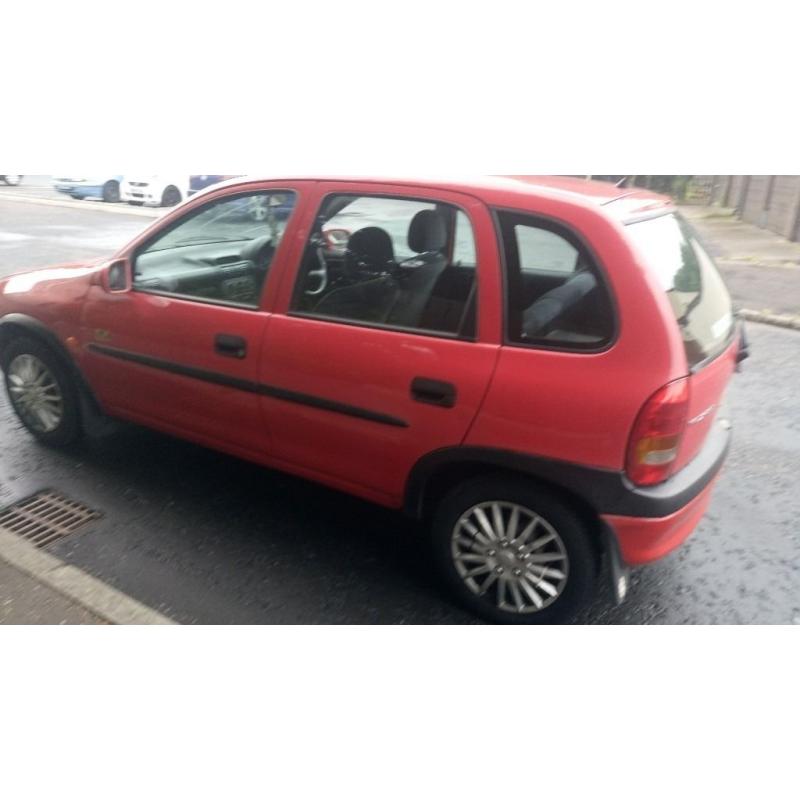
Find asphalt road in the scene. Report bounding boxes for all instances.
[0,196,798,623]
[0,197,151,275]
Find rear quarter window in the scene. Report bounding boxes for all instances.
[625,213,734,367]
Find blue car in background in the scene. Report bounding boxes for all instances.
[189,175,238,195]
[53,176,124,203]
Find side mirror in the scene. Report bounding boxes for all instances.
[104,259,130,292]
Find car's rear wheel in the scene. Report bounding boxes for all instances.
[431,475,597,624]
[1,337,82,447]
[1,175,23,186]
[161,186,182,207]
[102,180,120,203]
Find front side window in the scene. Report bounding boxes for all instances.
[497,211,615,349]
[290,195,477,337]
[133,191,296,307]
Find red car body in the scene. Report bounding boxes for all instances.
[0,176,744,620]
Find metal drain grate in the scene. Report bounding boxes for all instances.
[0,490,101,548]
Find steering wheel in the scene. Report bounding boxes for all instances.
[240,235,275,273]
[304,235,329,296]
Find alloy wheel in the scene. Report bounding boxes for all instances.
[7,354,64,433]
[451,501,569,614]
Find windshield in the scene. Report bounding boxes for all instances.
[626,213,734,367]
[149,193,295,252]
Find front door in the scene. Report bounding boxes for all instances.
[258,183,502,505]
[80,187,301,455]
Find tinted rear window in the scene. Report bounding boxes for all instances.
[626,213,734,367]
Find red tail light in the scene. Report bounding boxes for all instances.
[626,378,690,487]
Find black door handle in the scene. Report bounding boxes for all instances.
[215,334,247,359]
[411,377,457,408]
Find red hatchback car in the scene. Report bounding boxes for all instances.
[0,176,746,623]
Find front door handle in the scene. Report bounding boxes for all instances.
[215,333,247,359]
[411,377,457,408]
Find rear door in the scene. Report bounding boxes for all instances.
[257,182,502,505]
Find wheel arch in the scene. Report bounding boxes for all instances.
[0,313,102,417]
[404,447,618,554]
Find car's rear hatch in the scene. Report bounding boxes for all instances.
[626,212,742,473]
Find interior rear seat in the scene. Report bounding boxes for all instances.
[521,271,598,340]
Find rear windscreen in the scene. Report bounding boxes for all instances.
[626,213,734,367]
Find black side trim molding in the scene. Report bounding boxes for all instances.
[87,343,408,428]
[404,423,731,520]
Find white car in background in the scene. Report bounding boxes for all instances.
[120,176,190,207]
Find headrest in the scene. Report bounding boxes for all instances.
[346,226,395,264]
[522,271,598,337]
[408,210,447,254]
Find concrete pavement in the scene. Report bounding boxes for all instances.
[680,205,800,325]
[0,558,105,624]
[0,529,175,624]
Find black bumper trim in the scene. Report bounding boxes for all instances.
[405,423,731,520]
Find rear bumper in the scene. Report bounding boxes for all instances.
[602,478,718,565]
[600,419,730,565]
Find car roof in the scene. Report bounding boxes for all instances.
[207,174,674,223]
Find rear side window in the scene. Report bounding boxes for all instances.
[626,213,734,367]
[496,211,615,349]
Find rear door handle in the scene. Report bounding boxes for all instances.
[411,377,457,408]
[214,333,247,359]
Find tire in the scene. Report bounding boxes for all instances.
[1,175,22,186]
[431,475,597,624]
[1,336,82,447]
[102,180,120,203]
[161,186,182,207]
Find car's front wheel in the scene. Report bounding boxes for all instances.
[431,475,597,624]
[1,175,23,186]
[161,186,182,207]
[1,337,82,447]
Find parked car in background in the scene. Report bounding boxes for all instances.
[53,176,124,203]
[121,176,190,207]
[188,175,239,196]
[0,175,23,186]
[0,176,747,623]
